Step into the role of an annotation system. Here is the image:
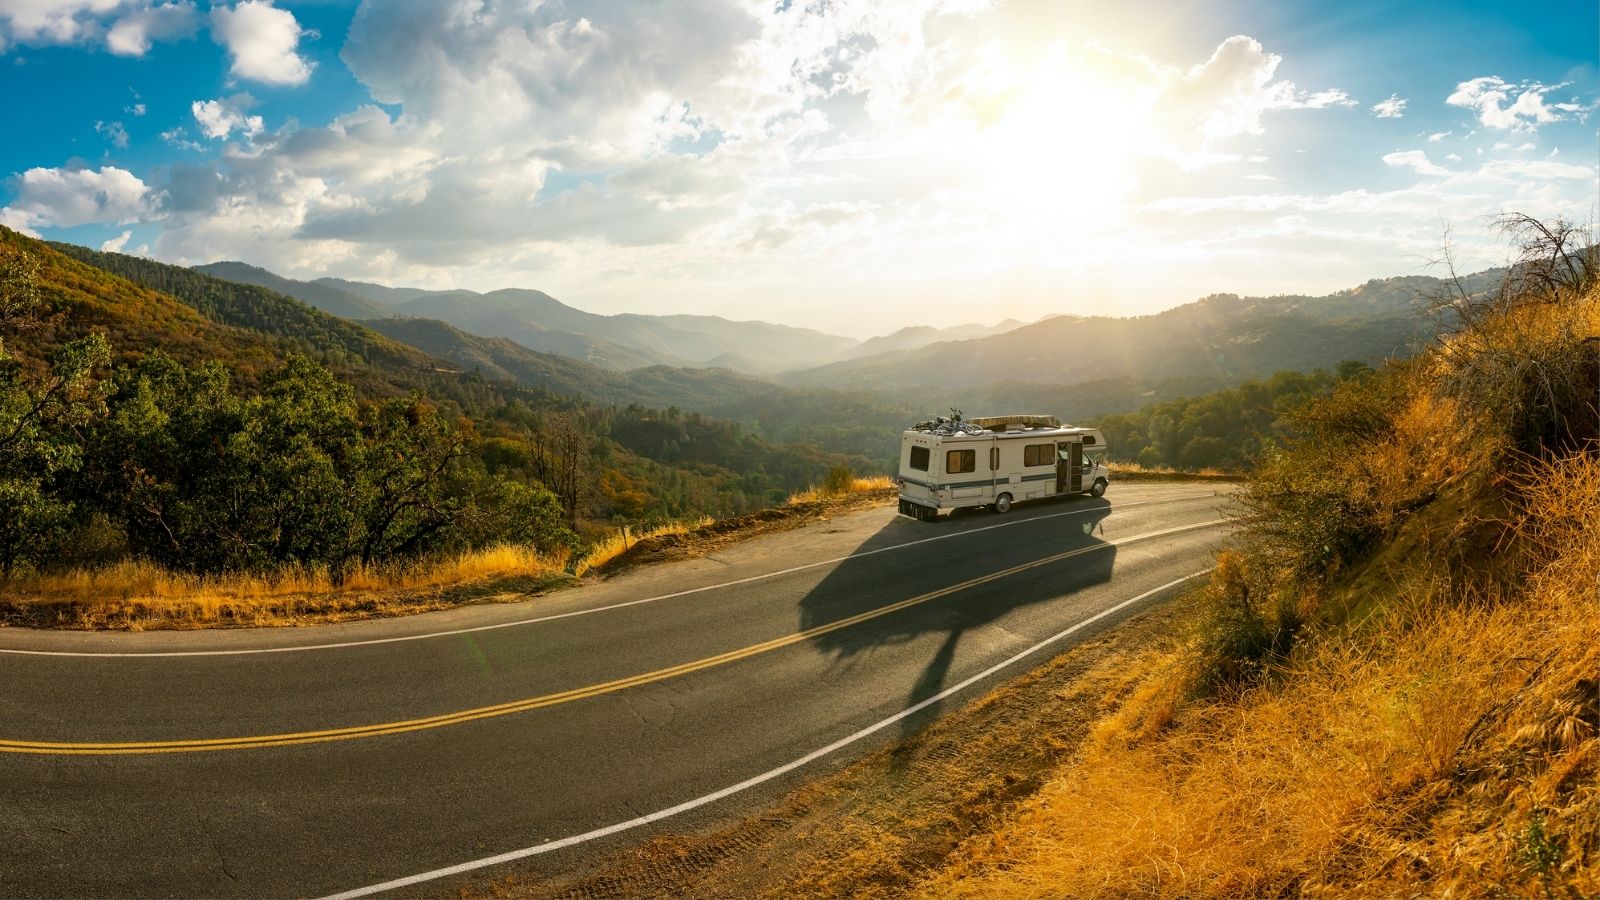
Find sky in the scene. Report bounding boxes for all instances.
[0,0,1595,338]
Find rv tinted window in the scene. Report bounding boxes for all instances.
[1024,444,1055,466]
[947,449,975,474]
[909,445,929,471]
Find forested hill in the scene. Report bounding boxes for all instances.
[9,228,870,536]
[45,238,449,400]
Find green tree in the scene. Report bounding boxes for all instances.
[350,396,472,565]
[0,248,109,574]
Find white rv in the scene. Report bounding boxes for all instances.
[896,414,1109,520]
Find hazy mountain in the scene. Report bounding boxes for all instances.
[195,261,395,320]
[838,320,1027,361]
[386,286,856,374]
[312,277,444,306]
[781,271,1503,393]
[388,290,670,371]
[201,264,859,374]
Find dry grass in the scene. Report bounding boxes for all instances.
[572,518,713,577]
[1109,460,1241,480]
[786,474,895,505]
[0,543,574,630]
[900,281,1600,898]
[910,450,1598,898]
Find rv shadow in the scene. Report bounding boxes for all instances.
[798,500,1116,752]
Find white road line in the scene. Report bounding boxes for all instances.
[318,567,1214,900]
[1,491,1227,659]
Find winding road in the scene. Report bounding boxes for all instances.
[0,483,1233,898]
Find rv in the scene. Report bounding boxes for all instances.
[896,414,1109,520]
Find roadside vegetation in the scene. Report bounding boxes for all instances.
[0,226,886,627]
[891,215,1598,896]
[1096,364,1372,472]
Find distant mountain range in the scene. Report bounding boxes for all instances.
[777,274,1501,393]
[196,262,861,375]
[41,238,1507,470]
[192,261,1499,399]
[835,320,1027,360]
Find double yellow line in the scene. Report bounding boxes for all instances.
[1,520,1223,756]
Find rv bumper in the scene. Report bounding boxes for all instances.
[898,497,938,519]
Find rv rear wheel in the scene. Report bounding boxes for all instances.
[1090,478,1107,498]
[993,493,1012,514]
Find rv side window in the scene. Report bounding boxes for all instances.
[1024,444,1055,466]
[946,449,975,474]
[909,446,930,471]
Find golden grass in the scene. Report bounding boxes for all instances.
[572,518,713,577]
[786,474,895,505]
[904,285,1600,898]
[914,456,1598,897]
[1109,460,1237,479]
[0,543,573,630]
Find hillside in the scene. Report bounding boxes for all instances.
[313,276,441,306]
[199,262,858,375]
[45,240,464,401]
[389,290,668,371]
[195,261,394,320]
[835,319,1026,360]
[361,315,786,413]
[708,218,1598,898]
[783,272,1502,392]
[14,229,871,535]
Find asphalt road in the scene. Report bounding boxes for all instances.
[0,482,1234,898]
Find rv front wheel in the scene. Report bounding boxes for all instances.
[993,493,1012,514]
[1090,479,1107,498]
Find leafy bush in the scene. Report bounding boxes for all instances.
[1192,551,1304,694]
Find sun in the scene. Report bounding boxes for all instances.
[969,53,1149,240]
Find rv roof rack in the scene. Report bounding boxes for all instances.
[909,413,1075,435]
[965,414,1061,430]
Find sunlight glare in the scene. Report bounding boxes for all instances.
[972,52,1147,240]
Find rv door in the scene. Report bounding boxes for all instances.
[1057,441,1084,493]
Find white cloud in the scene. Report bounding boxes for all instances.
[126,102,146,116]
[1428,130,1451,142]
[1445,153,1461,162]
[210,0,313,86]
[0,1,197,56]
[105,1,196,56]
[159,124,204,151]
[1382,149,1452,177]
[1446,76,1589,131]
[95,118,129,147]
[191,94,262,140]
[0,165,149,232]
[1151,35,1354,156]
[1371,93,1406,118]
[100,229,131,252]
